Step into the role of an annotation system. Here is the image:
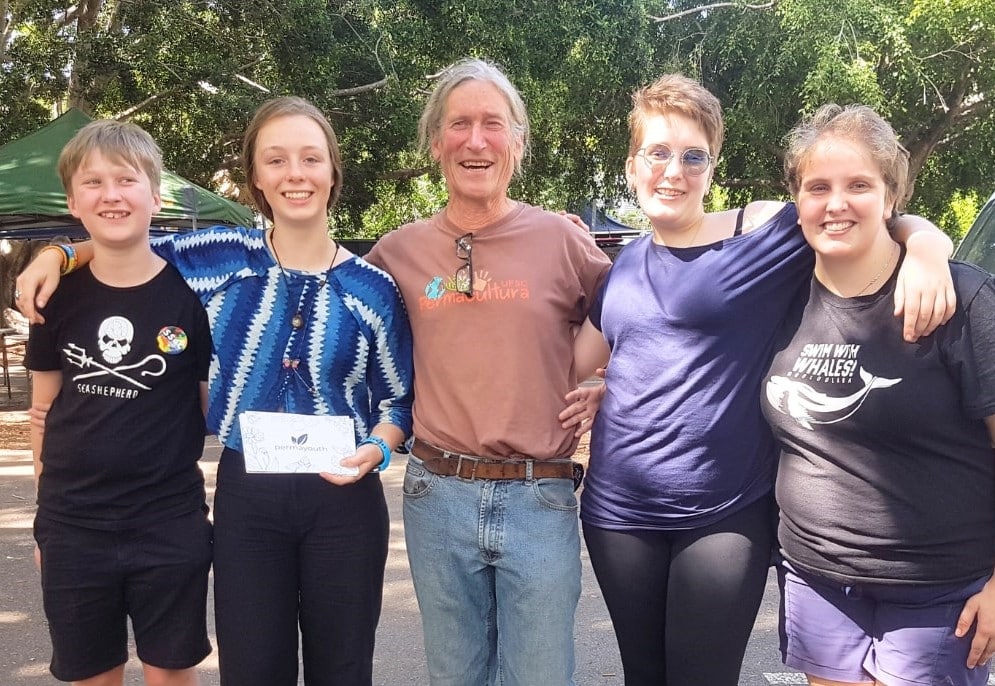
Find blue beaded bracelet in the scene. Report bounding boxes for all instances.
[359,435,391,471]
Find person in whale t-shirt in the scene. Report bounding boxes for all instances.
[763,103,995,686]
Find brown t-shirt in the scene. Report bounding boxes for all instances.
[366,202,610,459]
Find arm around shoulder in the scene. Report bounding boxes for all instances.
[891,214,956,341]
[891,214,954,255]
[16,241,95,323]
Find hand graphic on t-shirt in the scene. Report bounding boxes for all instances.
[473,270,490,293]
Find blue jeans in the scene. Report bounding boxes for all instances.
[403,455,581,686]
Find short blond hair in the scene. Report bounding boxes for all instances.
[58,119,163,195]
[628,74,725,159]
[783,103,910,215]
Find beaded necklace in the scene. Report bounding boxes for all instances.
[270,228,339,328]
[270,228,339,397]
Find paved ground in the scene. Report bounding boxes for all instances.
[0,354,630,685]
[0,352,790,685]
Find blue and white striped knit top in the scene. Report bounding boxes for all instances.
[151,225,414,453]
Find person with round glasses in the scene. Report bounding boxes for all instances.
[635,143,713,177]
[562,73,958,685]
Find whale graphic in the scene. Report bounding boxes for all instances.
[765,367,901,429]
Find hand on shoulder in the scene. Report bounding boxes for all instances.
[557,210,590,233]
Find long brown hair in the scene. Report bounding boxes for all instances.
[242,97,344,220]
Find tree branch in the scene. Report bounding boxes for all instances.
[899,75,975,202]
[115,57,266,120]
[903,72,973,154]
[0,0,11,64]
[80,0,103,27]
[327,75,390,98]
[115,64,388,118]
[115,84,188,120]
[51,5,80,31]
[650,1,775,23]
[66,0,108,113]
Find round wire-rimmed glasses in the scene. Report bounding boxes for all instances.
[636,144,713,176]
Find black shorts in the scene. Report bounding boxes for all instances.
[34,508,213,682]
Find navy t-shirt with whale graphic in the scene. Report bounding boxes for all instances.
[763,256,995,586]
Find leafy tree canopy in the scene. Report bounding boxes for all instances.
[1,0,992,236]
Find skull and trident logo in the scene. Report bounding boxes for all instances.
[64,316,166,391]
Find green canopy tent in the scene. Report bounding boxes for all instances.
[0,109,255,240]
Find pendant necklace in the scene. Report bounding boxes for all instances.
[270,228,339,329]
[270,227,339,397]
[854,242,899,297]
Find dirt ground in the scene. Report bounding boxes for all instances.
[1,342,30,448]
[0,410,30,448]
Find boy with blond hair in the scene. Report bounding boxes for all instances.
[27,119,212,686]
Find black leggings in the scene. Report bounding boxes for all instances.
[583,495,774,686]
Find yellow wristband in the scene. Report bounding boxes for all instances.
[39,245,68,274]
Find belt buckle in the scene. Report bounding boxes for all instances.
[453,453,479,480]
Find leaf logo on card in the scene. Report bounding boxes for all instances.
[291,433,309,445]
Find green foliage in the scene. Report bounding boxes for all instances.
[359,175,449,237]
[680,0,995,236]
[609,206,651,231]
[1,0,993,238]
[934,189,983,242]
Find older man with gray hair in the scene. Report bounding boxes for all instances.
[365,58,610,686]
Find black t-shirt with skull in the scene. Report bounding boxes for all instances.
[27,263,212,529]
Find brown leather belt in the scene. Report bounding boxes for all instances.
[411,438,575,481]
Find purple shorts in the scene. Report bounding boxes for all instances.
[779,561,991,686]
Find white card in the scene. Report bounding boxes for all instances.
[239,411,358,475]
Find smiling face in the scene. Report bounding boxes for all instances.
[431,79,523,214]
[625,112,713,235]
[251,114,334,228]
[67,150,161,248]
[795,135,894,261]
